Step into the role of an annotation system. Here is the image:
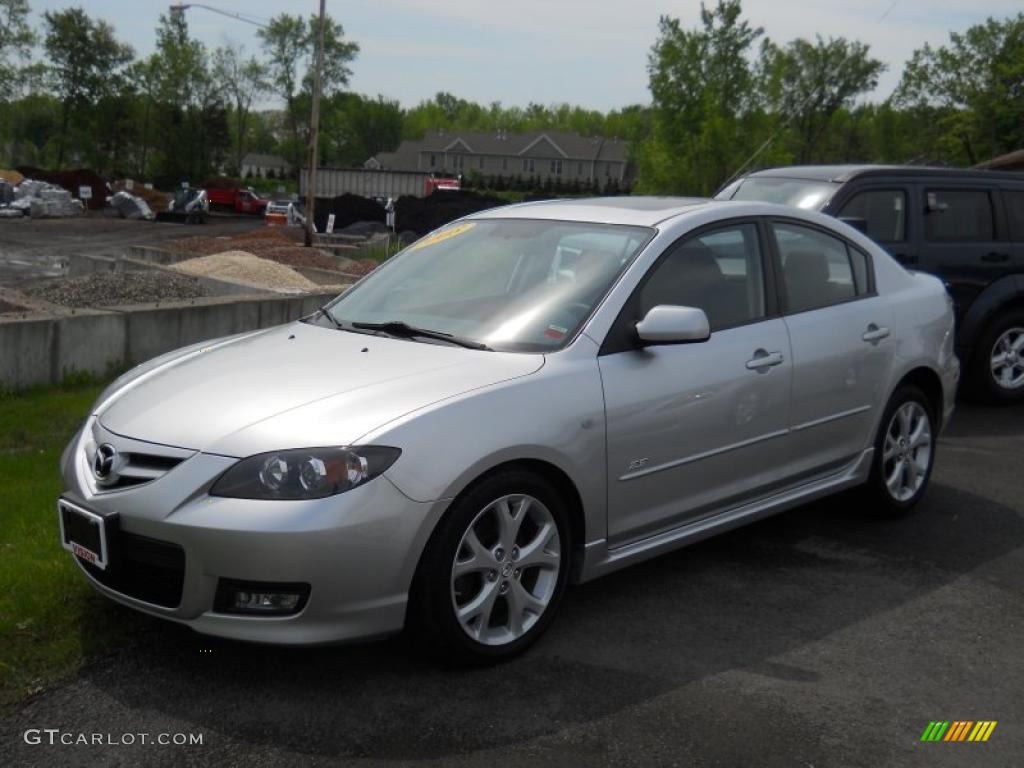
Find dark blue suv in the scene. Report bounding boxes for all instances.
[717,165,1024,404]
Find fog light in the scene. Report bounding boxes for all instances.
[214,579,310,615]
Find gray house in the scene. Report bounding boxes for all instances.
[240,153,292,179]
[366,130,631,184]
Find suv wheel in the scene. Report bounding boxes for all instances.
[971,309,1024,404]
[863,385,936,515]
[409,470,570,664]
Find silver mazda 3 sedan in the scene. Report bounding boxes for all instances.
[58,198,959,662]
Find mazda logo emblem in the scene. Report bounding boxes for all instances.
[93,443,118,481]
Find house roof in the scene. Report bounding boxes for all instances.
[370,130,630,171]
[975,149,1024,171]
[241,153,291,168]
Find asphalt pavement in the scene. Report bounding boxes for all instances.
[1,404,1022,767]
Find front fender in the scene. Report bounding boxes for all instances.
[957,274,1024,353]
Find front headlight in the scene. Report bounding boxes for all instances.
[210,446,401,500]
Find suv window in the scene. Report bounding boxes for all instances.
[772,223,867,313]
[924,189,994,241]
[1005,190,1024,241]
[640,223,765,330]
[837,189,906,242]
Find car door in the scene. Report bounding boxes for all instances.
[916,185,1012,325]
[769,219,896,475]
[598,220,793,547]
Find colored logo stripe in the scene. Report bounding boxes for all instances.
[921,721,996,742]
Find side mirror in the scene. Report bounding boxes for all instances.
[839,216,869,235]
[635,305,710,345]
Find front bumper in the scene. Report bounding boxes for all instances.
[60,419,446,644]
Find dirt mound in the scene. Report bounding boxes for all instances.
[394,190,507,235]
[171,251,319,292]
[0,169,24,185]
[312,193,386,233]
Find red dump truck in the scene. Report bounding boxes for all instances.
[204,186,269,215]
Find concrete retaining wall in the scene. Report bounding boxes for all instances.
[1,291,336,390]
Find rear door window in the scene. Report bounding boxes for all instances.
[923,189,995,242]
[837,189,907,242]
[771,223,867,313]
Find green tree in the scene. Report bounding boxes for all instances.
[895,13,1024,164]
[43,7,134,167]
[760,36,885,163]
[639,0,766,195]
[258,12,359,168]
[0,0,34,100]
[213,44,269,175]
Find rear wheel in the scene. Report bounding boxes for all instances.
[863,385,936,516]
[970,310,1024,404]
[409,470,569,664]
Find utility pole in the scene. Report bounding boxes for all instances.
[305,0,326,247]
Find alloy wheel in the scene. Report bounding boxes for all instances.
[450,494,561,646]
[990,326,1024,391]
[882,401,933,502]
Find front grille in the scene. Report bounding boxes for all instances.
[79,532,185,608]
[87,421,195,493]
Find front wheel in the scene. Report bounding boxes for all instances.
[863,385,936,515]
[408,470,570,664]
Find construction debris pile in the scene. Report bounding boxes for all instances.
[110,190,155,220]
[16,166,109,210]
[0,178,85,218]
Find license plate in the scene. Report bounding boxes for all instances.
[58,500,112,571]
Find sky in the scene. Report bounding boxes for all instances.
[27,0,1023,111]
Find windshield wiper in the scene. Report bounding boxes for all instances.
[351,320,491,350]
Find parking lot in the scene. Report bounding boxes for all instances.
[0,402,1020,767]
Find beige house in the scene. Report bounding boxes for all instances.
[240,153,292,179]
[366,130,631,183]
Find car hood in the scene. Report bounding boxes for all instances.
[98,322,543,456]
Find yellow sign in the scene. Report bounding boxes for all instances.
[407,222,475,252]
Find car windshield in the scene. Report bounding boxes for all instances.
[321,218,653,352]
[718,177,839,210]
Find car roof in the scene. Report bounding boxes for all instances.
[469,196,712,227]
[745,164,1024,183]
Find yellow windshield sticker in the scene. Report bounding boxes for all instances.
[407,222,475,252]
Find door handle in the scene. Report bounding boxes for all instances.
[746,350,784,371]
[862,324,890,343]
[981,252,1010,263]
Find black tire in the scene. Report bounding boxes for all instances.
[408,469,571,665]
[968,309,1024,405]
[862,385,937,517]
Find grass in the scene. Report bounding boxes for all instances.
[0,379,143,713]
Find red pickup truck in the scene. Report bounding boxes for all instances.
[205,186,268,215]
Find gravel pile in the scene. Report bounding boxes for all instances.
[171,251,319,292]
[167,229,357,273]
[25,272,207,308]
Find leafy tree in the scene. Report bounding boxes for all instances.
[639,0,766,195]
[213,44,269,175]
[0,0,34,100]
[760,36,885,163]
[895,13,1024,164]
[43,7,134,166]
[258,12,359,168]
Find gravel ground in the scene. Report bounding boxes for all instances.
[1,405,1022,767]
[171,251,319,292]
[23,272,206,308]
